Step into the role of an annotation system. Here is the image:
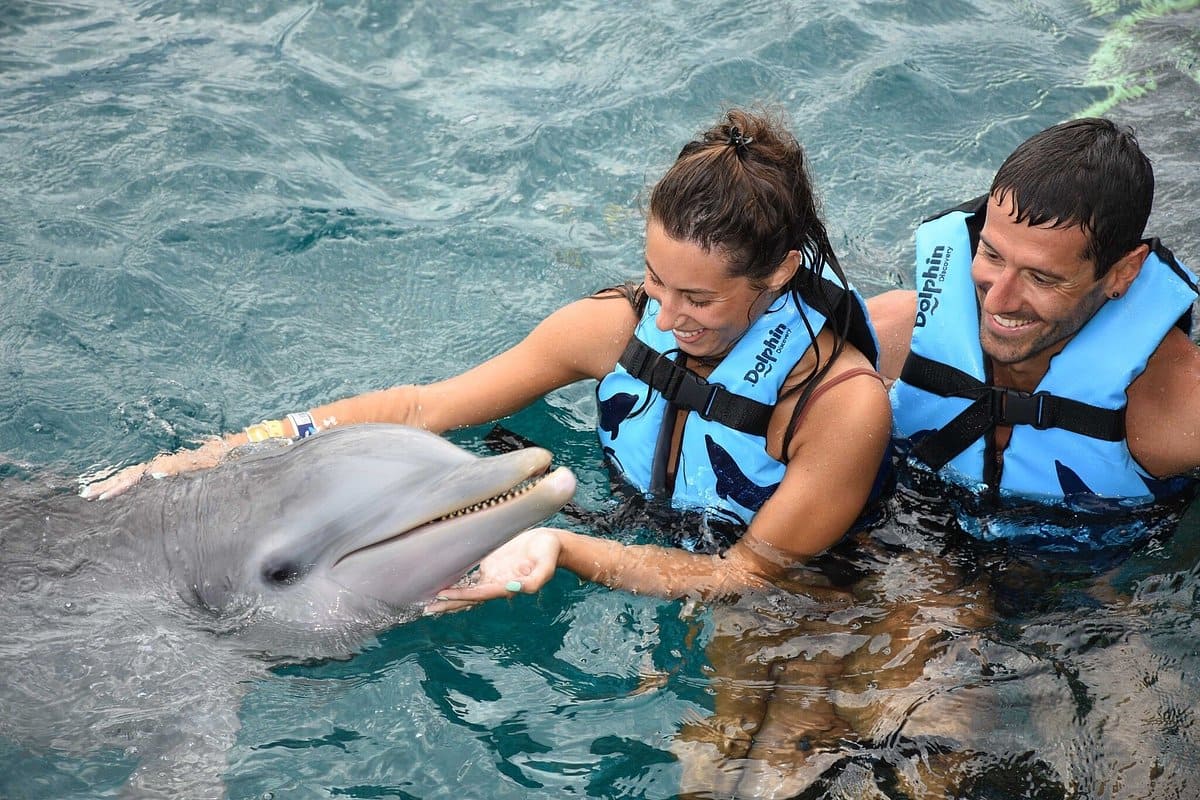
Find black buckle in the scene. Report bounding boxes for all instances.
[992,388,1049,429]
[622,339,651,376]
[670,373,720,418]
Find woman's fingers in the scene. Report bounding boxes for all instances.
[80,437,229,501]
[424,577,528,614]
[423,528,565,615]
[79,462,148,500]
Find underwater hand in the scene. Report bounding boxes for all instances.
[424,527,563,614]
[80,437,229,500]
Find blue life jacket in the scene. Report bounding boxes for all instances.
[891,197,1199,545]
[597,270,878,538]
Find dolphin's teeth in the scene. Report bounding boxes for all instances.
[427,472,548,525]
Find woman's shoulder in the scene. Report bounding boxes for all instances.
[590,281,648,314]
[545,282,643,325]
[769,332,890,458]
[780,327,877,390]
[529,284,641,379]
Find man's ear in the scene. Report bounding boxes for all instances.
[1104,243,1148,298]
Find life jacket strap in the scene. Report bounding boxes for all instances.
[1146,237,1198,336]
[801,271,879,368]
[618,338,774,437]
[900,352,1126,470]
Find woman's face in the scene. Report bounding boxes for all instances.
[642,217,780,360]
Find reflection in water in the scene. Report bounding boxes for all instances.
[661,473,1200,797]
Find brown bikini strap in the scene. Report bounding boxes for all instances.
[791,367,884,434]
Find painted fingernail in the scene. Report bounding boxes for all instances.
[505,580,523,593]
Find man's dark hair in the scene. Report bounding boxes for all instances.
[990,117,1153,278]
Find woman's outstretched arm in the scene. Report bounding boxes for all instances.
[83,294,635,499]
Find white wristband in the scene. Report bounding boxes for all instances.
[287,411,319,439]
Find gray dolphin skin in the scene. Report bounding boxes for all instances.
[0,424,575,798]
[169,423,577,641]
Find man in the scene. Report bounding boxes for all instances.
[869,117,1200,545]
[845,119,1200,795]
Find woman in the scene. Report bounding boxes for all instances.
[86,107,891,609]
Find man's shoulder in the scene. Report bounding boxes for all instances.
[865,290,916,383]
[1137,326,1200,394]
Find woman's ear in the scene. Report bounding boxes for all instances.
[768,250,802,291]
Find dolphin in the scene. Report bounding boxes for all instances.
[0,424,575,798]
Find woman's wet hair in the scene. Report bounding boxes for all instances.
[649,107,838,290]
[990,117,1154,278]
[646,107,857,455]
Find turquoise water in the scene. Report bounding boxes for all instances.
[2,1,1199,797]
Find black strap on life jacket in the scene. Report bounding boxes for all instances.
[617,338,774,437]
[1146,237,1198,336]
[900,352,1126,471]
[800,270,879,368]
[617,268,876,439]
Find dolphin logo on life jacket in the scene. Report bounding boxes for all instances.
[598,392,640,440]
[705,435,779,512]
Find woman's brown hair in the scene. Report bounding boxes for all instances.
[648,107,857,455]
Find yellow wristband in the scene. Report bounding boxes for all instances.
[245,419,288,442]
[263,419,287,439]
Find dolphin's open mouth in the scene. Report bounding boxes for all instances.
[330,465,566,568]
[248,428,577,600]
[427,470,550,523]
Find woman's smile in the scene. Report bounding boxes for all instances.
[672,326,707,345]
[643,218,782,360]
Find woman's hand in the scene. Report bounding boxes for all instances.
[79,436,230,500]
[425,527,564,614]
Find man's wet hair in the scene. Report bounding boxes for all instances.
[991,117,1153,278]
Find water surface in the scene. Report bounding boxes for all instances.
[2,1,1199,797]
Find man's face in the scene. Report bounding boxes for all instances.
[971,193,1113,371]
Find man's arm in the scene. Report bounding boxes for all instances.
[865,290,917,385]
[1126,327,1200,478]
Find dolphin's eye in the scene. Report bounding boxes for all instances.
[262,561,303,586]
